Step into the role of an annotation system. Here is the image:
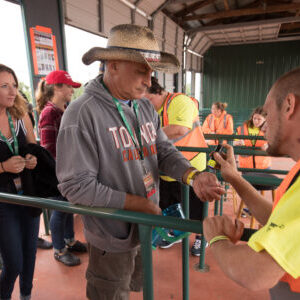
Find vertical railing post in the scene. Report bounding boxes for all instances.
[195,201,209,272]
[220,181,228,216]
[42,209,50,235]
[220,194,224,216]
[214,200,219,216]
[181,184,190,300]
[138,224,154,300]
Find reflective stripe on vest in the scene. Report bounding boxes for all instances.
[238,124,265,147]
[237,123,271,169]
[208,113,227,131]
[273,160,300,293]
[172,120,200,143]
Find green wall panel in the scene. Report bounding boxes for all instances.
[203,41,300,115]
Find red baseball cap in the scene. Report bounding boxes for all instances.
[45,70,81,88]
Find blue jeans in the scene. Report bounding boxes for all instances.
[49,196,74,250]
[0,203,40,298]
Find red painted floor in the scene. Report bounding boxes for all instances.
[10,157,294,300]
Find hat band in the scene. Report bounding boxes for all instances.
[108,46,161,62]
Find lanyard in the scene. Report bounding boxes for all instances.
[102,80,144,160]
[0,111,19,155]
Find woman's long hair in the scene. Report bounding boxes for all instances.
[246,106,267,129]
[35,80,63,113]
[0,64,27,120]
[36,80,52,114]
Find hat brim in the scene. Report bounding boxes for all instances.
[82,47,180,74]
[70,82,81,88]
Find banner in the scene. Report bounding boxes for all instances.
[30,25,59,76]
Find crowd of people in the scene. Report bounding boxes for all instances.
[0,23,299,300]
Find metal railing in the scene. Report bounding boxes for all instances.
[0,135,287,300]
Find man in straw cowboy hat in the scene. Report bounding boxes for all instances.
[56,24,225,299]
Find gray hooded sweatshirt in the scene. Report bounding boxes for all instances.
[56,75,191,252]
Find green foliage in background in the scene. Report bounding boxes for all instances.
[72,84,84,100]
[18,81,85,106]
[19,81,32,103]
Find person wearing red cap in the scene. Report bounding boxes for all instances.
[35,70,87,267]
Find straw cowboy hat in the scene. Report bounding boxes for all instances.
[82,24,180,73]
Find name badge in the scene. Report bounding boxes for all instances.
[13,176,22,192]
[142,164,156,198]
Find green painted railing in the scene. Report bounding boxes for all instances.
[178,146,269,157]
[0,190,199,300]
[204,133,266,141]
[0,134,288,299]
[0,170,282,299]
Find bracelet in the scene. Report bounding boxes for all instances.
[209,235,229,247]
[186,169,201,187]
[0,162,6,173]
[186,169,198,186]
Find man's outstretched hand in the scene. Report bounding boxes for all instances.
[193,172,225,202]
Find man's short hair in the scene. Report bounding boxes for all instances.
[147,77,164,95]
[272,67,300,109]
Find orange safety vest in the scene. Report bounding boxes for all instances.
[202,112,233,145]
[273,159,300,293]
[162,93,207,162]
[236,123,271,169]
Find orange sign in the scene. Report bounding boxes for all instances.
[30,26,59,75]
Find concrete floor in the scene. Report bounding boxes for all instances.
[10,157,294,300]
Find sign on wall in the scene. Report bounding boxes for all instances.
[29,25,59,76]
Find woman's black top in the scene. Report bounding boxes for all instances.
[0,119,27,193]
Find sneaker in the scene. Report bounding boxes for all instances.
[37,237,53,249]
[191,235,208,256]
[54,250,81,266]
[66,240,87,253]
[157,238,182,249]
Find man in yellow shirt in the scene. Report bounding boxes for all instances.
[145,77,208,255]
[203,68,300,299]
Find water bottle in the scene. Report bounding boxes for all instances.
[162,203,186,237]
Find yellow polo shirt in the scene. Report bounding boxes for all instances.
[158,94,206,181]
[158,94,198,129]
[248,176,300,279]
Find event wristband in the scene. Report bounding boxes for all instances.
[209,235,229,246]
[186,170,201,187]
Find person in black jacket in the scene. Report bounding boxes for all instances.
[0,64,38,300]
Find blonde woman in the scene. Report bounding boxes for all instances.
[0,64,38,300]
